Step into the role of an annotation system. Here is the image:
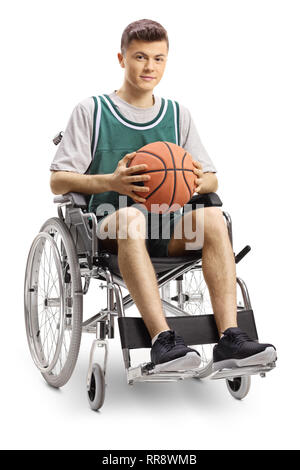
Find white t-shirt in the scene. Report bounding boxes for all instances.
[50,90,217,174]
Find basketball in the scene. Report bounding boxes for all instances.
[128,141,196,214]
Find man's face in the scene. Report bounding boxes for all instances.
[118,39,168,91]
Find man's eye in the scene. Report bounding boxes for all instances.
[136,55,163,61]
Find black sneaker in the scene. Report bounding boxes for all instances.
[150,330,201,372]
[213,327,277,370]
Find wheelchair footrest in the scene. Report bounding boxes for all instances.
[127,364,202,384]
[118,309,258,350]
[210,362,276,381]
[126,360,276,384]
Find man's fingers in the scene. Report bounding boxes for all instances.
[125,174,150,182]
[130,185,150,192]
[122,152,137,164]
[126,164,148,174]
[130,193,147,203]
[192,160,203,169]
[125,152,137,158]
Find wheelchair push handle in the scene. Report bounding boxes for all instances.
[53,131,64,146]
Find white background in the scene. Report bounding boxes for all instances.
[1,0,299,450]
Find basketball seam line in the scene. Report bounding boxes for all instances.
[137,169,194,173]
[181,152,192,200]
[162,142,176,208]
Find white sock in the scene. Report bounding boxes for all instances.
[151,329,170,346]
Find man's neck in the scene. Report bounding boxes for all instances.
[115,85,155,108]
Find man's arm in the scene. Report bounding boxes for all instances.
[49,100,112,195]
[50,170,112,195]
[50,152,150,204]
[179,104,218,194]
[49,99,97,197]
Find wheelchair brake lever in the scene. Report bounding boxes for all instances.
[235,245,251,264]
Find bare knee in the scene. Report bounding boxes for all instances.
[202,207,228,240]
[117,207,147,240]
[202,207,224,226]
[185,207,224,235]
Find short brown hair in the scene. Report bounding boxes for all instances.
[121,19,169,56]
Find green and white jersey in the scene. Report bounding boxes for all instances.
[88,94,181,215]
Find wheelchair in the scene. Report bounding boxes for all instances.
[24,136,276,411]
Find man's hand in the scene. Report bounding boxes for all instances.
[192,160,204,193]
[109,152,150,204]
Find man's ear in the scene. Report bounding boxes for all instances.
[117,52,125,68]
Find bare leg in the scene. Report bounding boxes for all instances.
[99,208,169,339]
[118,238,170,338]
[168,207,237,335]
[201,208,237,334]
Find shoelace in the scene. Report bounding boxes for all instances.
[157,330,186,350]
[157,331,175,349]
[224,330,252,347]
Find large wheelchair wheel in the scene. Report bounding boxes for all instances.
[24,217,83,388]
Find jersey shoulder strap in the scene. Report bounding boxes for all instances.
[170,99,180,146]
[91,96,102,160]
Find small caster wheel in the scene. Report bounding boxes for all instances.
[226,376,251,400]
[87,363,105,410]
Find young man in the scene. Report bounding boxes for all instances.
[50,19,276,371]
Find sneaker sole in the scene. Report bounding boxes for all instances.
[213,347,277,371]
[152,351,201,373]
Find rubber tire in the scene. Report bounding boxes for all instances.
[87,364,106,411]
[33,217,83,388]
[226,376,251,400]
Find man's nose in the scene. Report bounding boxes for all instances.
[143,59,155,71]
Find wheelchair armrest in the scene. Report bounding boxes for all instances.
[185,192,223,209]
[53,192,88,209]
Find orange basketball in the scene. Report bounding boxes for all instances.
[128,141,196,214]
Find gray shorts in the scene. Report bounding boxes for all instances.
[97,208,183,258]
